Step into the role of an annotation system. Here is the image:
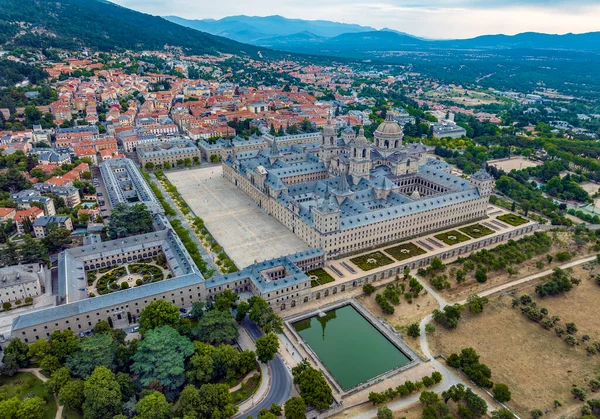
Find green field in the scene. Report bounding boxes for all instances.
[350,251,394,271]
[459,224,495,239]
[385,242,427,261]
[434,230,471,246]
[0,372,57,419]
[498,214,529,226]
[308,268,336,287]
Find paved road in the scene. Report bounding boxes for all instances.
[238,318,292,418]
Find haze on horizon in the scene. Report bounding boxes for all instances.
[110,0,600,39]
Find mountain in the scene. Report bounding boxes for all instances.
[441,32,600,52]
[163,15,376,44]
[0,0,265,56]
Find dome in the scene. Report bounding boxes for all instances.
[375,114,403,137]
[354,127,369,145]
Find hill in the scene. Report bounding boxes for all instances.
[163,14,376,44]
[0,0,264,56]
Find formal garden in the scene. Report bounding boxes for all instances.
[87,258,169,296]
[498,213,529,226]
[459,223,495,239]
[307,268,336,287]
[350,251,394,271]
[385,242,427,261]
[434,230,471,246]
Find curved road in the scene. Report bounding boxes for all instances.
[238,318,292,418]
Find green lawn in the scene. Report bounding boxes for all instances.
[231,372,261,405]
[385,242,427,261]
[459,224,495,239]
[350,251,395,271]
[497,214,529,226]
[308,268,336,287]
[0,372,57,419]
[434,230,471,246]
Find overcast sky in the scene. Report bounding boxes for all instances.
[111,0,600,39]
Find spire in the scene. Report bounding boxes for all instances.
[270,138,280,156]
[337,171,350,194]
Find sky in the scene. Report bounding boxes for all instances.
[110,0,600,39]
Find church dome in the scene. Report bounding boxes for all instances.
[354,127,369,145]
[375,114,403,137]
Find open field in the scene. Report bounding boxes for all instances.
[166,166,308,268]
[488,157,542,172]
[579,181,600,195]
[424,86,502,107]
[438,232,594,302]
[430,270,600,418]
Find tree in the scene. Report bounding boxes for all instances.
[474,267,488,283]
[189,301,205,321]
[419,391,440,406]
[42,223,72,253]
[432,304,462,329]
[196,383,236,419]
[131,326,194,390]
[292,361,334,410]
[363,284,376,295]
[248,296,284,334]
[108,203,153,238]
[196,309,238,344]
[19,234,46,263]
[214,289,239,311]
[463,388,487,417]
[138,300,181,335]
[442,384,465,403]
[235,300,250,322]
[58,379,85,412]
[492,408,515,419]
[136,392,172,419]
[284,397,306,419]
[39,354,61,376]
[66,332,117,377]
[256,332,280,363]
[430,257,445,272]
[47,367,72,395]
[3,337,30,367]
[116,372,136,402]
[186,347,215,385]
[377,406,393,419]
[178,385,203,417]
[493,383,511,403]
[407,323,420,338]
[530,409,543,419]
[28,339,51,363]
[466,295,488,314]
[83,366,122,419]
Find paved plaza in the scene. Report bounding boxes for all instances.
[166,166,309,268]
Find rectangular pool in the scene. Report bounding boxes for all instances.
[292,304,411,390]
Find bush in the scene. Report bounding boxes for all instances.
[407,323,420,338]
[375,294,395,315]
[555,251,572,262]
[493,383,512,402]
[120,282,129,290]
[24,297,33,304]
[572,387,587,401]
[15,299,22,305]
[2,302,11,310]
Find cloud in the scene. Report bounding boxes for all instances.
[109,0,600,38]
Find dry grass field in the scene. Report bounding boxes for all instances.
[331,401,423,419]
[488,157,541,172]
[424,86,501,107]
[430,269,600,418]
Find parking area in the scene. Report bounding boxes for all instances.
[166,166,309,268]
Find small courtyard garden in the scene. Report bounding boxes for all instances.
[88,258,169,296]
[0,372,57,419]
[459,223,495,239]
[350,251,394,271]
[307,268,336,287]
[434,230,471,246]
[385,242,427,261]
[498,213,529,226]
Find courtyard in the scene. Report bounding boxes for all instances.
[166,166,309,268]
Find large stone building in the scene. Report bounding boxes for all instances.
[0,263,45,304]
[136,137,201,168]
[223,116,494,257]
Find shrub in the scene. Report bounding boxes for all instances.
[555,251,572,262]
[530,409,543,419]
[375,294,395,315]
[422,376,434,387]
[564,335,579,346]
[572,387,587,401]
[407,323,420,338]
[425,323,436,334]
[121,282,129,290]
[363,283,376,295]
[15,299,22,305]
[24,297,33,304]
[493,383,512,402]
[2,302,11,310]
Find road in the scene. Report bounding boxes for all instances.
[238,318,292,418]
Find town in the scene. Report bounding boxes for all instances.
[1,2,600,419]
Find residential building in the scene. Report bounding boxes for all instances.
[33,216,74,238]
